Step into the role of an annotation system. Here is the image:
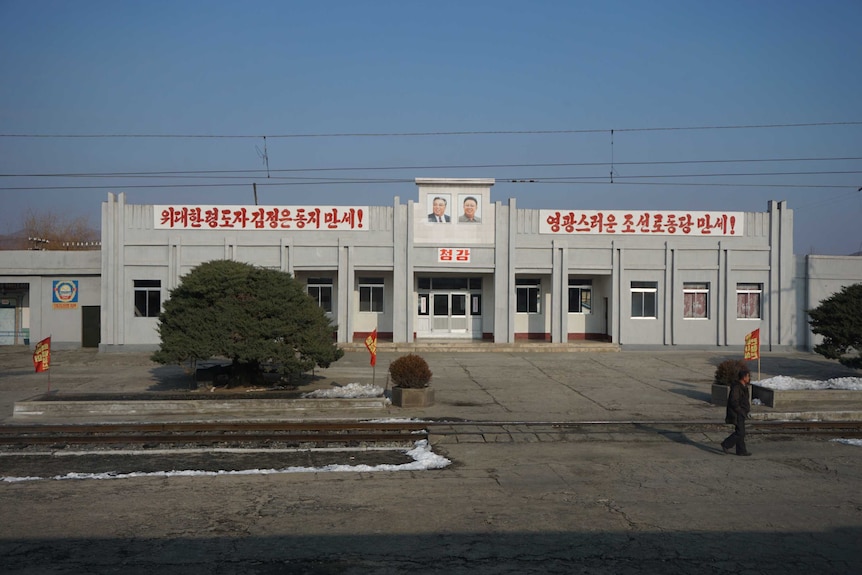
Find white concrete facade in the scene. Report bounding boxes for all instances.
[1,178,859,352]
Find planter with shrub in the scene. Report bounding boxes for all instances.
[389,353,435,407]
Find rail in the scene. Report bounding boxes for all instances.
[0,421,430,448]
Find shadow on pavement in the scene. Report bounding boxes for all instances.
[2,529,859,573]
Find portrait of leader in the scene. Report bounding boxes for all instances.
[458,195,481,223]
[427,195,451,223]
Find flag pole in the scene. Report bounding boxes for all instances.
[365,329,378,388]
[47,333,52,393]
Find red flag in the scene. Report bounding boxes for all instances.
[33,337,51,373]
[744,329,760,360]
[364,329,378,367]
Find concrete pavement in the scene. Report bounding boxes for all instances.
[2,345,862,573]
[2,345,860,423]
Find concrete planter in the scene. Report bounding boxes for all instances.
[751,384,862,408]
[711,383,752,406]
[391,387,435,408]
[13,395,389,420]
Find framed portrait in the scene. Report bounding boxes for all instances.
[457,194,482,223]
[427,194,452,223]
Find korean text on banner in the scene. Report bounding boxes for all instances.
[33,337,51,373]
[364,329,378,367]
[744,329,760,360]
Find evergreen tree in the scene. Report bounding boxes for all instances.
[808,283,862,369]
[152,260,343,384]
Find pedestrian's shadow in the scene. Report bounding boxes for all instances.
[664,379,711,403]
[634,423,726,455]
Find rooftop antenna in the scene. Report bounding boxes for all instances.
[255,136,271,178]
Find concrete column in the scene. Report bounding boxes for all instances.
[280,238,293,275]
[719,248,736,345]
[100,193,115,348]
[169,238,181,291]
[612,243,622,344]
[560,241,569,342]
[664,243,674,345]
[777,200,794,347]
[394,199,411,343]
[495,199,515,343]
[337,243,352,343]
[101,192,127,348]
[550,239,565,343]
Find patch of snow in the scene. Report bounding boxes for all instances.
[832,439,862,447]
[0,440,450,483]
[365,417,427,423]
[301,382,384,399]
[755,376,862,391]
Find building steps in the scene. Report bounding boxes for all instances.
[339,340,620,353]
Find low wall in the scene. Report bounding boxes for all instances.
[751,384,862,408]
[13,396,389,421]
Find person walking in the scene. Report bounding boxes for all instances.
[721,368,753,456]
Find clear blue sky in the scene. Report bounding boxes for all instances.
[1,0,860,254]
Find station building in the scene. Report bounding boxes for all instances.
[1,178,861,352]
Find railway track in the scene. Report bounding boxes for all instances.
[427,420,862,441]
[0,421,430,450]
[0,419,860,450]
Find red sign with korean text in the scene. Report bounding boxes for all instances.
[540,210,744,236]
[438,248,471,263]
[155,206,368,231]
[365,329,378,367]
[744,329,760,360]
[33,337,51,373]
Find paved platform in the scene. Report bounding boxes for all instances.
[2,345,860,424]
[3,345,862,574]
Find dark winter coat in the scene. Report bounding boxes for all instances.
[725,382,751,424]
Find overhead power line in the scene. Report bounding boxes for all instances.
[1,121,861,139]
[2,156,861,179]
[1,179,857,192]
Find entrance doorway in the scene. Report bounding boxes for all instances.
[416,276,483,339]
[82,306,101,348]
[433,292,469,333]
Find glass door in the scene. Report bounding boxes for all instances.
[432,292,469,333]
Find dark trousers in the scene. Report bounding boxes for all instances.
[722,417,747,454]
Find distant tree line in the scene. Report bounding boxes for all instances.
[0,209,100,250]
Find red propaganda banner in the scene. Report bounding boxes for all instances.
[33,337,51,373]
[744,329,760,360]
[364,329,378,367]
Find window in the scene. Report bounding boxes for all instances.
[359,277,384,312]
[568,279,592,313]
[417,277,482,290]
[737,283,762,319]
[417,293,430,316]
[307,278,333,313]
[631,281,657,319]
[683,282,709,319]
[470,293,482,316]
[516,278,541,313]
[134,280,161,318]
